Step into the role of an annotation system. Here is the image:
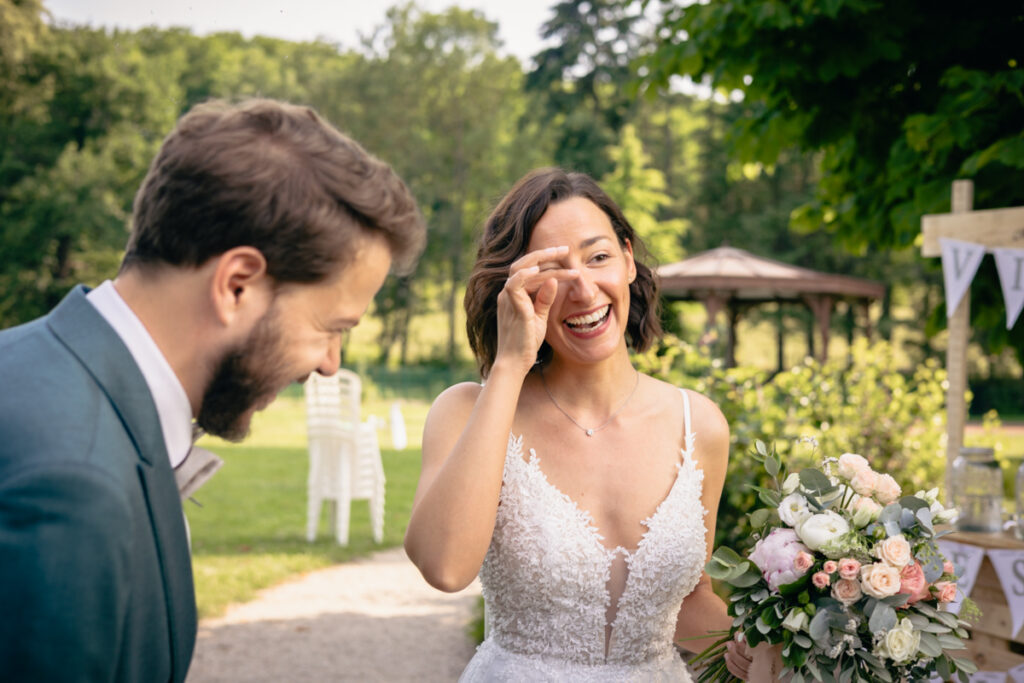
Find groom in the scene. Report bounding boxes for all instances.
[0,98,425,681]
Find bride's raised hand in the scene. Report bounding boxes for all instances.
[494,245,577,374]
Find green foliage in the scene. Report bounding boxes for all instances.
[634,336,948,554]
[644,0,1024,359]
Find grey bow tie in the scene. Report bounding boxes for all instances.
[174,426,224,502]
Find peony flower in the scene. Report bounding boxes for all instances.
[797,511,850,551]
[943,560,955,575]
[837,453,870,480]
[832,578,862,605]
[849,468,878,497]
[838,557,861,580]
[934,581,958,603]
[874,534,912,568]
[749,528,812,591]
[794,551,814,573]
[823,560,838,574]
[812,571,831,589]
[875,474,901,505]
[782,608,810,633]
[899,562,930,604]
[781,473,801,495]
[861,562,903,598]
[778,493,813,528]
[875,618,921,664]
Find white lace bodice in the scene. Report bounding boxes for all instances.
[462,389,707,681]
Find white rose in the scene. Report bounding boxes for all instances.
[874,617,921,664]
[935,507,959,525]
[778,493,813,528]
[797,511,850,551]
[782,608,809,633]
[781,473,801,495]
[850,497,882,528]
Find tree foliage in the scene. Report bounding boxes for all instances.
[644,0,1024,356]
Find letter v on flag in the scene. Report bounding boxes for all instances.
[940,238,986,318]
[994,247,1024,329]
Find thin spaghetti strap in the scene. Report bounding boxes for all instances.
[678,388,695,462]
[679,388,692,441]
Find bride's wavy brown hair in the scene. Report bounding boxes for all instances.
[465,167,661,378]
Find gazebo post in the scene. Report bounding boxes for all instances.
[726,304,739,368]
[698,293,726,346]
[803,295,833,363]
[775,303,785,374]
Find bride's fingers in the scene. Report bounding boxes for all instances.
[508,245,569,275]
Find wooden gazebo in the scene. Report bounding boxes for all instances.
[656,246,885,368]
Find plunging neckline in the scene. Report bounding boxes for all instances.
[508,434,698,660]
[516,440,690,557]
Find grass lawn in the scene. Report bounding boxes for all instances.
[186,393,429,618]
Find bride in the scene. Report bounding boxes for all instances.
[405,168,751,681]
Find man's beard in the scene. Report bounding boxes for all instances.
[197,307,291,441]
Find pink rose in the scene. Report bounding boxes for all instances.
[832,578,863,605]
[849,468,878,496]
[899,562,930,605]
[823,560,838,574]
[837,453,870,480]
[934,581,958,603]
[838,557,861,580]
[943,560,955,575]
[875,535,912,567]
[794,551,814,573]
[875,474,902,505]
[812,571,831,589]
[861,562,902,598]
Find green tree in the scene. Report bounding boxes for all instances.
[528,0,649,176]
[643,0,1024,356]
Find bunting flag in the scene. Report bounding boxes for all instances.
[972,673,1012,682]
[1010,661,1024,683]
[988,548,1024,639]
[994,247,1024,329]
[940,238,987,318]
[937,540,986,614]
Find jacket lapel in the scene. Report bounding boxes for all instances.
[47,286,197,680]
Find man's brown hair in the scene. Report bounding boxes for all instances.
[124,98,425,281]
[465,167,661,378]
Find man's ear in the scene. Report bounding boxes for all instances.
[210,247,272,326]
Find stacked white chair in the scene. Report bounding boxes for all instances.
[304,369,385,545]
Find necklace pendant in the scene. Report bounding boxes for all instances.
[586,429,594,437]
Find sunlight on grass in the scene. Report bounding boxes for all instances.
[187,392,428,618]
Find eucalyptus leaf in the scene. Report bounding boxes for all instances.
[918,631,942,657]
[868,603,896,633]
[809,609,830,641]
[878,504,901,524]
[936,655,952,680]
[794,634,812,648]
[937,633,966,649]
[749,507,772,529]
[799,468,832,493]
[916,506,933,532]
[951,655,978,673]
[755,439,768,457]
[898,495,927,511]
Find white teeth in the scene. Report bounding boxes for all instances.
[566,305,610,327]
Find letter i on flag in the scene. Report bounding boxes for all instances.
[994,247,1024,329]
[940,238,986,318]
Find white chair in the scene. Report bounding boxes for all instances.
[304,370,385,545]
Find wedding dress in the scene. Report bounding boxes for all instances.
[461,389,707,682]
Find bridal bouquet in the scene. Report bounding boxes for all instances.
[694,440,979,683]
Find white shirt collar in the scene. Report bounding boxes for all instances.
[87,280,194,468]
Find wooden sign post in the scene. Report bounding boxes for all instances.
[921,180,1024,489]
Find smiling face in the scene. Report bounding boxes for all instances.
[527,196,637,366]
[198,234,391,440]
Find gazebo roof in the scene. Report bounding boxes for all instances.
[656,246,885,302]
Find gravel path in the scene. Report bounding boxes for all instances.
[187,547,481,682]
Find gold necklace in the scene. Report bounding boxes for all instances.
[540,368,640,437]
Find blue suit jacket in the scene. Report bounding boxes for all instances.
[0,286,196,681]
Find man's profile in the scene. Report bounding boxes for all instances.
[0,98,426,681]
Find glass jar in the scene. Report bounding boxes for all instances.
[951,447,1003,533]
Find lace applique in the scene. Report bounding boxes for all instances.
[467,421,707,680]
